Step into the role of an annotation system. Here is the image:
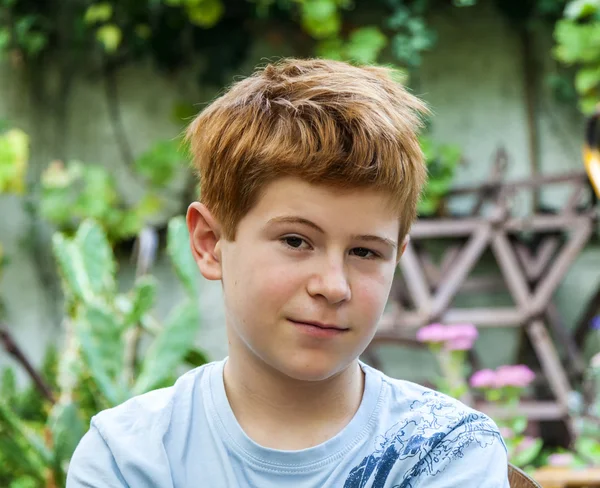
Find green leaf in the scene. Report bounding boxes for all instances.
[96,24,122,53]
[84,3,113,24]
[134,139,184,187]
[186,0,224,28]
[316,38,345,60]
[554,20,600,64]
[0,27,11,50]
[301,0,341,39]
[134,299,200,394]
[53,220,116,303]
[575,436,600,461]
[76,220,116,294]
[48,401,86,462]
[0,402,52,473]
[0,367,17,404]
[125,275,158,326]
[575,66,600,93]
[167,216,200,297]
[76,304,126,405]
[510,437,543,468]
[580,93,599,113]
[345,26,388,64]
[510,416,528,435]
[0,128,29,194]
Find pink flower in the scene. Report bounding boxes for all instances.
[547,453,574,467]
[416,323,449,343]
[499,427,514,440]
[494,365,536,388]
[470,369,497,388]
[416,323,478,350]
[446,324,479,342]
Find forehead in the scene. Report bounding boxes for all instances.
[241,177,400,236]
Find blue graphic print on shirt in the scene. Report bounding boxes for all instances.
[343,390,504,488]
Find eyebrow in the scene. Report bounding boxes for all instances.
[267,216,398,250]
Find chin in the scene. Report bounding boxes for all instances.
[271,353,353,382]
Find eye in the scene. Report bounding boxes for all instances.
[281,235,310,250]
[350,247,379,259]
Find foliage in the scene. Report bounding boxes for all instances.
[0,217,208,486]
[0,124,29,310]
[40,138,186,242]
[418,136,462,216]
[0,0,451,80]
[554,0,600,113]
[0,127,28,195]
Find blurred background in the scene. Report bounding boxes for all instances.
[1,0,600,486]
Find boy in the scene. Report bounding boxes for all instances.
[67,58,509,487]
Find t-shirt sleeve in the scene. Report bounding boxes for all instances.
[413,429,510,488]
[66,425,128,488]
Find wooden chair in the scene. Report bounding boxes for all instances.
[509,464,542,488]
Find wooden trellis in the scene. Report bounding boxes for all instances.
[368,153,599,429]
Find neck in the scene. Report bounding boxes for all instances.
[222,347,365,450]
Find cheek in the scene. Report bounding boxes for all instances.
[226,246,302,316]
[351,268,395,321]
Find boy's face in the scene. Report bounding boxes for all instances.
[188,177,404,382]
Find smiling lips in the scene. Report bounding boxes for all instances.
[288,319,349,338]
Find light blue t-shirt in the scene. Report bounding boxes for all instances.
[67,359,509,487]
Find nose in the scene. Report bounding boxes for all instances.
[306,259,351,305]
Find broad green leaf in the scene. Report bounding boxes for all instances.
[510,416,528,436]
[135,139,184,187]
[76,304,126,405]
[315,38,345,60]
[167,216,199,297]
[510,437,543,468]
[0,402,52,470]
[186,0,224,27]
[75,220,116,297]
[0,128,28,194]
[575,67,600,93]
[301,0,341,39]
[134,299,200,394]
[0,27,11,50]
[345,26,387,64]
[48,401,86,462]
[96,24,122,53]
[554,20,600,64]
[0,367,17,404]
[125,275,158,326]
[52,233,92,303]
[84,3,113,24]
[575,436,600,461]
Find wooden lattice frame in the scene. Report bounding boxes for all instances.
[369,163,598,429]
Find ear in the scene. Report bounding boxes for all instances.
[186,202,222,281]
[396,235,410,265]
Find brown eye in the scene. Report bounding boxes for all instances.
[282,236,306,249]
[351,247,376,258]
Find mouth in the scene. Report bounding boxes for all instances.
[288,319,349,333]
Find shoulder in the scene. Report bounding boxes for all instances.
[67,361,219,487]
[365,363,504,440]
[92,361,213,441]
[362,363,507,458]
[346,365,509,487]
